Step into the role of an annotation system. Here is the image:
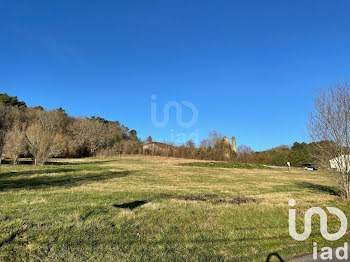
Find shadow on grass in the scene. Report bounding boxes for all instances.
[294,182,340,196]
[0,168,77,178]
[0,170,134,191]
[0,227,28,248]
[113,201,148,210]
[1,159,114,166]
[1,159,33,165]
[46,160,114,166]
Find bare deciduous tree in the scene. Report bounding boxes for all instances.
[208,131,223,147]
[237,144,255,163]
[50,133,68,158]
[0,104,15,171]
[0,131,4,171]
[309,80,350,199]
[26,123,55,165]
[70,119,110,155]
[3,124,27,164]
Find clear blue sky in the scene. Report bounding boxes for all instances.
[1,0,350,151]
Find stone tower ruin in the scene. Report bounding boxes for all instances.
[223,136,230,146]
[231,136,236,153]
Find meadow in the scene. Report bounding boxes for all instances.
[0,155,349,261]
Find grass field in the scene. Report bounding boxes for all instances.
[178,161,270,169]
[0,155,349,261]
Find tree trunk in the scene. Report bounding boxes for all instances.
[0,148,2,172]
[347,174,350,199]
[342,174,350,199]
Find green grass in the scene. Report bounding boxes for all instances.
[0,156,349,261]
[178,161,270,169]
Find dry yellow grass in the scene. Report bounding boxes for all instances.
[0,155,348,262]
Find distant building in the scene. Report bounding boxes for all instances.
[143,136,237,160]
[143,142,177,156]
[329,155,350,173]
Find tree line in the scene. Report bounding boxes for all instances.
[0,93,142,166]
[144,133,322,167]
[0,92,325,168]
[255,142,335,167]
[144,132,236,161]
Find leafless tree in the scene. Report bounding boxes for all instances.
[26,123,55,165]
[50,133,68,157]
[0,104,15,170]
[208,131,223,147]
[200,138,210,148]
[70,119,110,155]
[237,144,255,163]
[0,131,4,171]
[122,140,140,154]
[309,80,350,199]
[3,124,27,164]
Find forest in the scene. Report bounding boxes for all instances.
[0,93,142,165]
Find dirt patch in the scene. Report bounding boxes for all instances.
[176,194,257,205]
[215,196,258,205]
[177,195,207,201]
[203,193,220,199]
[158,192,172,198]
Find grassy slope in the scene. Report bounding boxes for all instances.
[178,161,269,169]
[0,156,349,261]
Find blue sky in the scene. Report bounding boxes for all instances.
[1,0,350,151]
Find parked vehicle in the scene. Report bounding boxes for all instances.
[303,163,318,171]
